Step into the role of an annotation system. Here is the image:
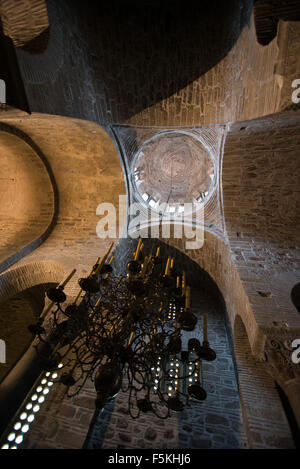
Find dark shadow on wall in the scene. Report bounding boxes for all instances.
[276,382,300,448]
[16,0,253,123]
[254,0,300,46]
[0,284,50,384]
[291,283,300,313]
[0,20,30,113]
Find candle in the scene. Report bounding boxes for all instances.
[185,286,190,310]
[94,295,102,309]
[76,253,106,303]
[128,331,135,346]
[165,257,171,276]
[156,246,160,257]
[134,238,142,261]
[176,276,180,288]
[141,255,150,276]
[104,255,114,279]
[60,268,77,288]
[94,242,114,274]
[41,269,76,318]
[182,271,186,295]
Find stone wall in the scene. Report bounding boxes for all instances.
[0,0,48,47]
[234,316,294,449]
[14,0,296,126]
[0,113,126,288]
[223,109,300,332]
[0,126,55,270]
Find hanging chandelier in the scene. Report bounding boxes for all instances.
[29,240,216,419]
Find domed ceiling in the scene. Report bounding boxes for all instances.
[132,131,215,216]
[112,124,228,240]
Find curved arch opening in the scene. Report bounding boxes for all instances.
[0,261,65,436]
[291,283,300,313]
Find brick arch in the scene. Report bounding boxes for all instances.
[0,0,49,48]
[0,260,65,435]
[0,260,64,303]
[0,122,58,274]
[233,314,294,448]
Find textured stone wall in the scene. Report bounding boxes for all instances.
[234,316,294,449]
[0,113,126,288]
[254,0,300,45]
[0,128,55,268]
[14,0,296,126]
[223,109,300,332]
[276,21,300,111]
[0,0,49,47]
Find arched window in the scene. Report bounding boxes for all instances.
[291,283,300,313]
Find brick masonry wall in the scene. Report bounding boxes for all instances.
[223,109,300,333]
[0,0,48,47]
[234,316,294,449]
[0,113,126,290]
[0,128,55,267]
[13,0,297,126]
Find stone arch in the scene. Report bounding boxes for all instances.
[0,261,64,303]
[0,123,58,274]
[233,314,294,448]
[0,0,49,48]
[0,260,64,435]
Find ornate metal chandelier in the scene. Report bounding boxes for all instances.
[29,240,216,419]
